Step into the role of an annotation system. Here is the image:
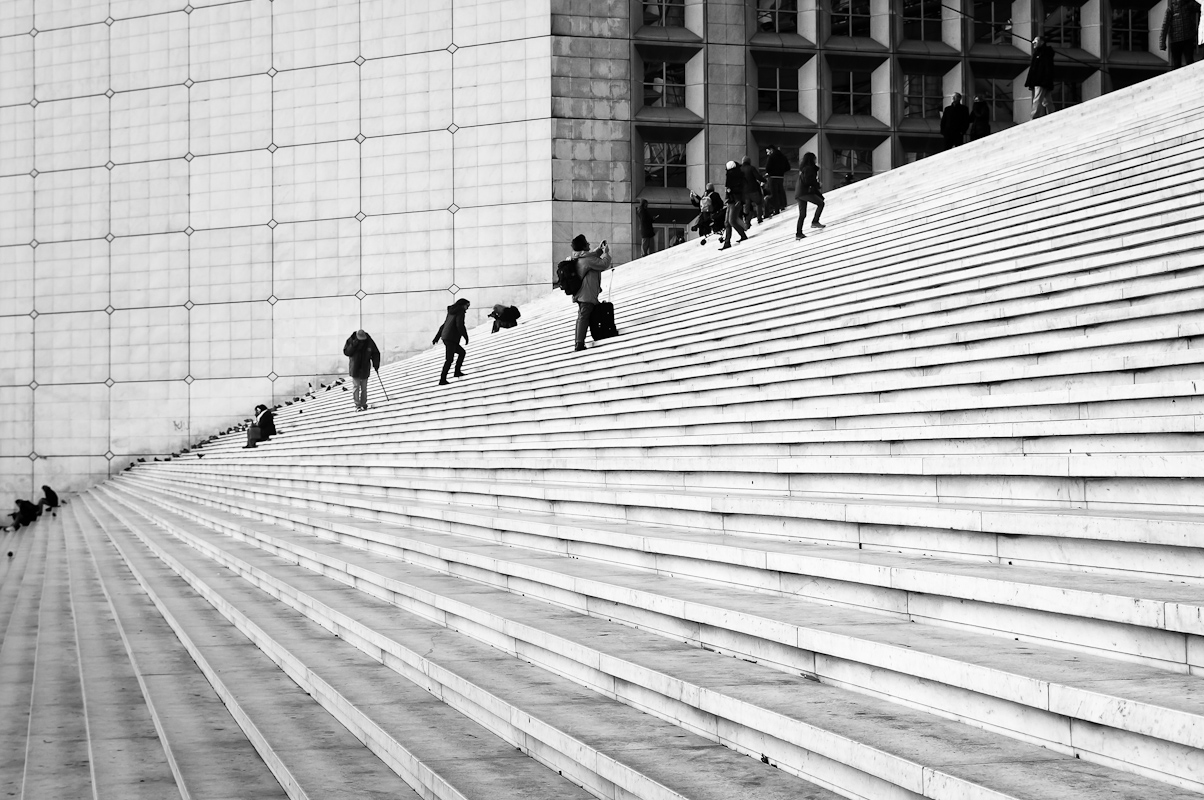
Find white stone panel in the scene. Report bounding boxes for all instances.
[0,104,34,175]
[452,37,552,128]
[33,311,109,385]
[361,289,455,359]
[272,218,360,299]
[33,0,108,32]
[187,300,273,380]
[0,319,33,388]
[110,307,190,383]
[272,63,360,147]
[33,239,108,314]
[360,50,453,138]
[361,210,454,295]
[0,34,34,106]
[361,130,454,215]
[110,0,179,19]
[33,95,109,172]
[0,1,33,39]
[110,11,188,93]
[190,149,272,230]
[0,175,34,246]
[111,84,189,163]
[272,294,360,378]
[188,226,273,305]
[0,246,34,316]
[360,0,452,59]
[0,388,34,457]
[110,159,190,236]
[109,379,190,454]
[33,23,108,102]
[189,74,272,156]
[34,168,109,243]
[453,200,553,291]
[33,455,111,492]
[110,232,189,309]
[452,119,552,208]
[189,0,272,83]
[272,0,359,71]
[451,0,550,48]
[272,140,360,222]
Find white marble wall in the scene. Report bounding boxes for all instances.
[0,0,557,510]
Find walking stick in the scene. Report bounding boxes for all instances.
[375,368,390,402]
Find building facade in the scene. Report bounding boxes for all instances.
[0,0,1170,507]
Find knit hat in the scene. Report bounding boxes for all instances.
[725,160,737,170]
[571,234,588,251]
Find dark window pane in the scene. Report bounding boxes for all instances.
[644,0,685,27]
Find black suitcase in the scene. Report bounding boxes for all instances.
[589,301,618,341]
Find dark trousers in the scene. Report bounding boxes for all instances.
[1170,40,1195,68]
[742,190,764,223]
[767,177,787,215]
[943,133,964,151]
[723,201,746,243]
[440,341,465,381]
[796,194,824,236]
[575,301,595,347]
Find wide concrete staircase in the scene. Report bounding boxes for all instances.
[3,64,1203,799]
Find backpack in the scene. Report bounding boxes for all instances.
[554,258,582,296]
[699,194,714,214]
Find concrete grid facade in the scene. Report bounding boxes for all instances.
[0,0,1171,507]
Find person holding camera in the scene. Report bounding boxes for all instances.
[570,234,612,352]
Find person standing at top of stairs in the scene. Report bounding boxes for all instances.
[940,93,971,150]
[637,199,657,256]
[969,95,991,140]
[740,156,766,225]
[1026,36,1056,120]
[719,161,749,251]
[1160,0,1202,67]
[433,298,471,385]
[764,145,791,217]
[343,329,380,411]
[795,152,826,240]
[570,234,612,352]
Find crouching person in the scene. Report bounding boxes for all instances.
[244,403,277,448]
[570,234,612,352]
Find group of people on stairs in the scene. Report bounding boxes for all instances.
[4,486,60,533]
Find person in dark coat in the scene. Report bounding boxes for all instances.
[343,329,381,411]
[636,199,657,256]
[764,145,792,217]
[488,305,521,333]
[795,151,826,240]
[1161,0,1202,67]
[570,234,613,352]
[432,298,470,385]
[940,93,972,150]
[1025,35,1056,120]
[12,499,40,529]
[720,161,748,251]
[38,485,59,513]
[244,404,278,447]
[739,156,766,225]
[968,95,991,141]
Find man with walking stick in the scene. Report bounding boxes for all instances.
[343,329,381,411]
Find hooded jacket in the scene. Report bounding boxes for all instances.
[343,333,381,379]
[435,304,469,345]
[573,247,613,305]
[796,163,823,199]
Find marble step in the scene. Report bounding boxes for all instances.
[83,490,585,800]
[94,488,841,800]
[119,474,1204,672]
[101,482,1204,796]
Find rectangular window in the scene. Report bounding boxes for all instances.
[1051,80,1082,110]
[758,0,800,33]
[757,66,800,112]
[830,0,872,36]
[1110,6,1149,51]
[973,0,1013,43]
[643,0,686,27]
[1044,5,1082,48]
[644,62,687,108]
[643,141,688,187]
[831,70,873,115]
[832,148,874,180]
[902,74,943,119]
[902,0,943,41]
[973,77,1013,123]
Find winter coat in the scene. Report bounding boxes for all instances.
[724,165,745,202]
[969,100,991,139]
[434,305,469,345]
[795,163,823,200]
[740,163,765,195]
[940,102,971,137]
[40,486,59,509]
[343,333,381,380]
[573,248,613,305]
[255,408,277,439]
[637,205,655,238]
[1025,43,1056,89]
[1162,0,1202,46]
[765,149,791,178]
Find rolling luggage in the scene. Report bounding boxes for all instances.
[589,301,618,341]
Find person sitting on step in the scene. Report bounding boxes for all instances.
[37,485,60,516]
[244,404,278,448]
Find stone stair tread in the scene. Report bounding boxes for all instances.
[109,485,1190,800]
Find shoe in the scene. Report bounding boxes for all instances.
[242,444,256,449]
[719,244,731,250]
[738,233,748,242]
[438,379,449,385]
[574,345,586,352]
[454,371,464,378]
[811,222,826,229]
[699,238,707,246]
[796,233,805,240]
